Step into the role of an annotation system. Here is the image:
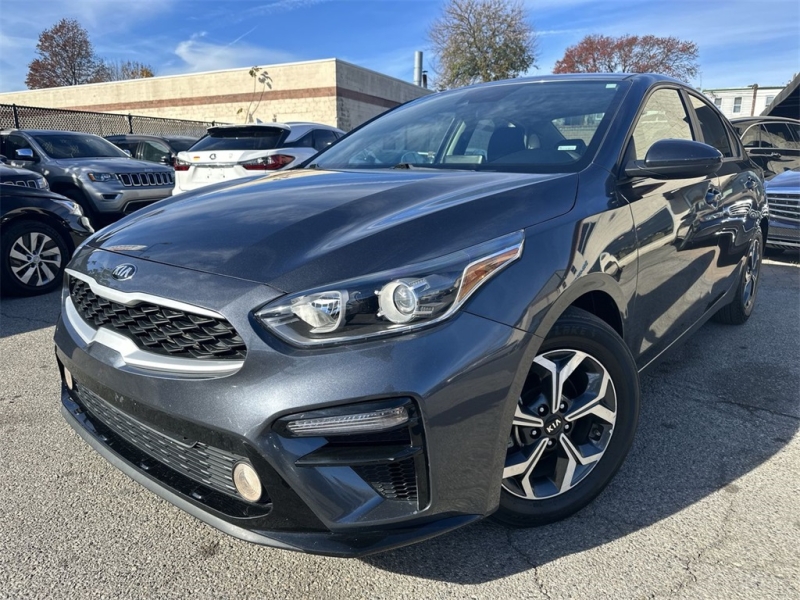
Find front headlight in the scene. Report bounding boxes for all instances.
[86,172,116,183]
[37,177,50,190]
[51,199,83,216]
[256,231,523,346]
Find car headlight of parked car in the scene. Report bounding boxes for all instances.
[51,199,84,215]
[37,177,50,190]
[86,172,117,182]
[256,230,524,346]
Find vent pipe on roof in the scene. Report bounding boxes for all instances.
[414,51,423,87]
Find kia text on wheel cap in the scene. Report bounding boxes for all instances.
[112,264,137,281]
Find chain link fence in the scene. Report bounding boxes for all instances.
[0,104,221,138]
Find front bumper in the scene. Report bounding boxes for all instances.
[766,215,799,249]
[84,182,172,215]
[55,249,534,556]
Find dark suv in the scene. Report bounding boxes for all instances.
[0,129,174,222]
[106,134,197,165]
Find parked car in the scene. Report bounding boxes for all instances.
[764,167,799,250]
[1,184,93,296]
[56,74,766,557]
[0,160,50,190]
[172,122,344,194]
[0,129,174,224]
[731,116,800,179]
[105,134,197,166]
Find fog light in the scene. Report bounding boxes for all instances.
[64,367,73,390]
[285,406,409,437]
[232,462,262,502]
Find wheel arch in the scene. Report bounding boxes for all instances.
[0,209,75,253]
[533,273,627,342]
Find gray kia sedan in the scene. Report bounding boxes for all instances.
[55,74,766,556]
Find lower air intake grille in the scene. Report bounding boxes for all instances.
[354,459,418,501]
[74,383,242,498]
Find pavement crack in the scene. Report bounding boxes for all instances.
[0,312,55,326]
[505,528,553,600]
[678,391,800,422]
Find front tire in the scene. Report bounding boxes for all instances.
[1,220,69,296]
[493,308,640,527]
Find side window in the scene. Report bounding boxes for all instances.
[292,133,314,148]
[740,125,762,148]
[688,95,733,157]
[630,88,693,160]
[732,97,742,114]
[785,123,800,149]
[113,141,137,155]
[4,134,35,160]
[312,130,338,151]
[762,123,793,149]
[140,140,169,162]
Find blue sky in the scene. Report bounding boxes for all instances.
[0,0,797,93]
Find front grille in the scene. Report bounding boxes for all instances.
[74,382,243,498]
[69,276,247,361]
[768,193,800,222]
[117,172,174,187]
[354,460,418,501]
[2,179,37,188]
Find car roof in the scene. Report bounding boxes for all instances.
[730,116,800,124]
[1,128,104,136]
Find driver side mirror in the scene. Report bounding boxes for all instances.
[625,139,722,179]
[159,154,172,165]
[15,148,37,162]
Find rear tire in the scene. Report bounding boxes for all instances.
[712,229,762,325]
[493,308,640,527]
[1,219,69,296]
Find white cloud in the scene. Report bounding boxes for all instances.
[170,34,300,74]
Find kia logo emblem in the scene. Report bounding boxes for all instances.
[112,264,137,281]
[209,153,216,160]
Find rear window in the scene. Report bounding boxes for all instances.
[189,127,288,151]
[167,138,195,152]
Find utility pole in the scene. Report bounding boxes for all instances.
[749,83,759,116]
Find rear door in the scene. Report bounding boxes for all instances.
[618,87,722,367]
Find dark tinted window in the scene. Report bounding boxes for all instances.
[140,140,170,162]
[2,134,35,159]
[762,123,794,148]
[111,141,138,154]
[689,95,733,157]
[166,138,195,152]
[31,133,129,158]
[740,125,763,148]
[312,129,338,151]
[291,133,314,148]
[189,127,287,151]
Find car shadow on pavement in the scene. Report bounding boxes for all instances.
[362,259,800,583]
[0,288,62,339]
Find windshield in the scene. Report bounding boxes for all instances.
[189,127,288,151]
[32,133,130,159]
[314,80,628,173]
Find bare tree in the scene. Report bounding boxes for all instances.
[26,19,109,88]
[104,60,156,81]
[428,0,537,90]
[553,34,699,82]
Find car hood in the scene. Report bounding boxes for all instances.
[766,168,800,190]
[49,157,172,173]
[91,168,577,292]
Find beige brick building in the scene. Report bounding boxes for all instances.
[0,59,432,131]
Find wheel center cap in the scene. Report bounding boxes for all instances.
[543,415,564,437]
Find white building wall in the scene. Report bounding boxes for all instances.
[703,87,784,119]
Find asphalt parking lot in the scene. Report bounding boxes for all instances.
[1,252,798,600]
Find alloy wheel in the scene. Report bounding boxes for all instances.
[8,231,63,287]
[742,235,761,310]
[503,349,617,500]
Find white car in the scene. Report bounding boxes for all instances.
[172,122,344,194]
